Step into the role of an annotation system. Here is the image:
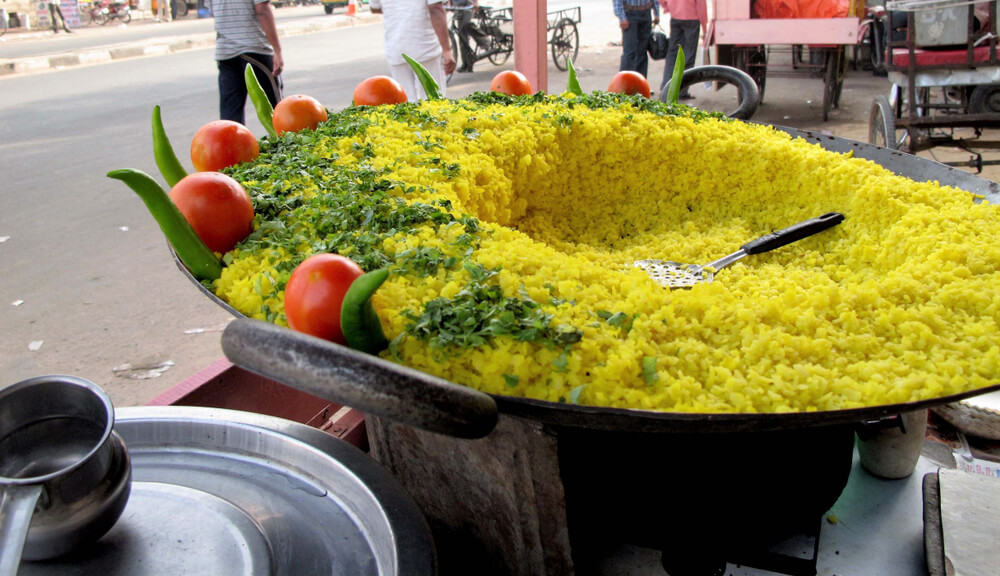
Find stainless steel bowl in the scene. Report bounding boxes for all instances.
[0,375,131,572]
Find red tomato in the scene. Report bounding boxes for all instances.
[190,120,260,172]
[169,172,254,254]
[284,254,365,344]
[489,70,533,96]
[608,71,651,98]
[272,95,329,135]
[353,76,409,106]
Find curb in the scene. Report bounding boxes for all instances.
[0,12,381,77]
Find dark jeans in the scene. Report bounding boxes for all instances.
[455,9,476,69]
[218,53,282,125]
[49,2,70,32]
[620,10,652,77]
[661,19,700,94]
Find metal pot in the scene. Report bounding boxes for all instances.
[0,376,132,574]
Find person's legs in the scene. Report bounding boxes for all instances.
[621,11,651,75]
[52,3,71,32]
[619,15,638,71]
[457,27,476,71]
[632,12,652,77]
[661,19,699,94]
[48,3,59,32]
[390,57,447,101]
[420,56,447,98]
[677,20,699,97]
[218,57,248,124]
[241,53,282,107]
[456,11,475,71]
[220,53,280,124]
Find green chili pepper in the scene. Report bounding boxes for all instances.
[107,168,222,281]
[666,46,686,106]
[245,63,278,139]
[341,268,390,354]
[566,58,584,96]
[402,53,442,100]
[152,105,189,188]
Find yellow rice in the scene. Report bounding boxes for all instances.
[215,94,1000,414]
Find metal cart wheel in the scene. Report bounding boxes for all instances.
[969,85,1000,115]
[869,95,898,149]
[550,18,579,71]
[822,46,847,122]
[174,0,189,17]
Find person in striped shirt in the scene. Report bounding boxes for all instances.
[613,0,659,78]
[208,0,284,124]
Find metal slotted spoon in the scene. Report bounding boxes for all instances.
[632,212,845,288]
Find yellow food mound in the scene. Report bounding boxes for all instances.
[216,94,1000,414]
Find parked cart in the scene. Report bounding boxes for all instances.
[709,0,864,120]
[868,0,1000,172]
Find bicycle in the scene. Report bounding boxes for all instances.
[446,5,514,82]
[444,4,580,83]
[105,1,132,24]
[79,2,110,26]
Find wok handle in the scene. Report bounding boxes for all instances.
[221,319,498,439]
[740,212,845,255]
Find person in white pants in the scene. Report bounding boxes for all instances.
[370,0,457,100]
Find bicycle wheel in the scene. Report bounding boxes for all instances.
[550,18,579,71]
[869,95,898,149]
[174,0,189,17]
[119,10,131,23]
[80,9,93,25]
[488,34,511,66]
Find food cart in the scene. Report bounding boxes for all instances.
[868,0,1000,172]
[710,0,865,119]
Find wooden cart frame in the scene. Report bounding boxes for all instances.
[710,0,863,120]
[868,0,1000,171]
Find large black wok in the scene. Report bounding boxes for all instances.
[197,122,1000,440]
[181,101,1000,575]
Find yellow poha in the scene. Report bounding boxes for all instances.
[217,92,1000,414]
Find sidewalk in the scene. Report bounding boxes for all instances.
[0,8,381,76]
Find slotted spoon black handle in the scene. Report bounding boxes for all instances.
[741,212,845,255]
